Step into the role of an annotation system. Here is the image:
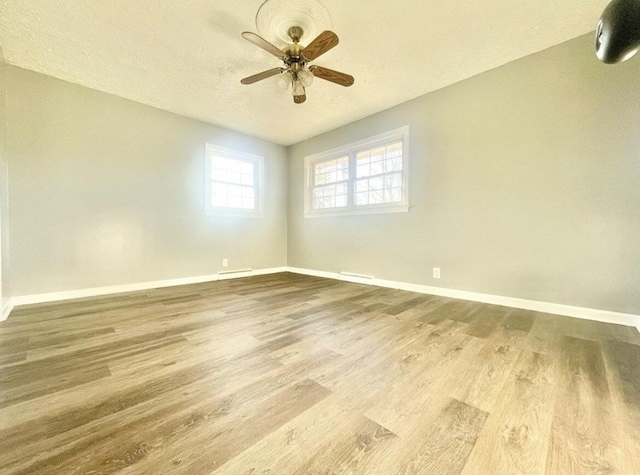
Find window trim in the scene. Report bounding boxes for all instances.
[304,126,410,218]
[205,143,264,218]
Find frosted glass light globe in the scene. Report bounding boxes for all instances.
[276,71,293,90]
[298,69,314,87]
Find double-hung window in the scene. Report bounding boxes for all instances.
[205,144,263,217]
[304,126,409,217]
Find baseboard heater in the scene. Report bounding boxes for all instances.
[218,268,254,280]
[339,271,375,281]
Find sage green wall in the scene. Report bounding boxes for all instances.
[5,65,287,296]
[5,33,640,315]
[287,33,640,316]
[0,59,10,308]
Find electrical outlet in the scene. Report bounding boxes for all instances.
[222,259,228,268]
[433,267,441,279]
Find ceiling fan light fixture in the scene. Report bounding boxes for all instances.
[240,6,353,104]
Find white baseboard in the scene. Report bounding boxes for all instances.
[287,267,640,331]
[253,266,289,276]
[5,265,640,333]
[1,298,14,323]
[218,267,289,280]
[10,267,288,308]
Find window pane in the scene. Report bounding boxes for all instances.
[227,184,242,197]
[229,196,242,208]
[386,142,402,157]
[369,176,383,191]
[370,146,385,163]
[356,179,368,192]
[384,142,403,172]
[211,156,254,185]
[240,162,253,174]
[241,173,253,186]
[227,171,239,184]
[213,182,228,195]
[212,194,227,207]
[386,156,403,172]
[212,169,226,181]
[316,156,349,185]
[371,160,384,176]
[384,173,402,189]
[213,156,227,170]
[312,183,348,209]
[227,160,241,173]
[356,151,370,179]
[356,192,368,205]
[384,187,402,203]
[356,150,370,165]
[357,164,370,178]
[369,190,384,204]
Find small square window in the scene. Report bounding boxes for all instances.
[205,144,263,217]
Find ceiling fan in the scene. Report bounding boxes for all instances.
[240,26,354,104]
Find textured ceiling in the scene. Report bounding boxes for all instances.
[0,0,607,145]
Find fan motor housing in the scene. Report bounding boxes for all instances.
[283,43,303,58]
[283,43,305,69]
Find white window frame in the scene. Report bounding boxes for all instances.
[205,143,264,218]
[304,126,410,218]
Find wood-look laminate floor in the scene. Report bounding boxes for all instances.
[1,273,639,474]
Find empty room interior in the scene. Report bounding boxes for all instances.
[1,0,640,473]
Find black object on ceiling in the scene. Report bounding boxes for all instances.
[596,0,640,64]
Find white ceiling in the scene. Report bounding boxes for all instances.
[0,0,607,146]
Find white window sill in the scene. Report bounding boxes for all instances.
[206,209,263,219]
[304,203,409,218]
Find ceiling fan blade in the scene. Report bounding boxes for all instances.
[309,65,354,87]
[302,31,339,61]
[241,32,286,59]
[293,94,307,104]
[240,68,284,85]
